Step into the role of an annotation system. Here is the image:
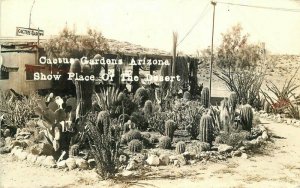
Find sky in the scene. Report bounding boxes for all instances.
[1,0,300,55]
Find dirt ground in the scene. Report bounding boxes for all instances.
[1,117,300,188]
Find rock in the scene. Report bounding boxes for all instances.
[0,146,11,154]
[262,131,268,141]
[16,135,24,140]
[182,152,192,160]
[231,150,242,157]
[126,160,140,171]
[30,143,55,156]
[295,121,300,127]
[121,170,135,177]
[66,158,77,170]
[146,155,160,166]
[36,155,47,165]
[218,144,233,153]
[76,158,89,170]
[57,160,67,169]
[119,155,127,164]
[3,129,11,137]
[17,151,28,161]
[5,137,12,147]
[18,131,31,137]
[175,155,187,166]
[256,136,264,143]
[88,159,96,169]
[159,154,170,165]
[43,156,56,168]
[27,153,37,163]
[11,147,22,155]
[132,154,145,164]
[189,160,196,165]
[286,119,292,125]
[241,153,248,159]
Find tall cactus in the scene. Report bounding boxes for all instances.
[240,104,253,131]
[228,92,238,113]
[165,120,176,141]
[198,114,214,144]
[201,87,209,108]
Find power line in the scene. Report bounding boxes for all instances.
[177,2,210,47]
[217,1,300,12]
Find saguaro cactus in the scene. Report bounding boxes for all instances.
[198,114,214,144]
[201,87,209,108]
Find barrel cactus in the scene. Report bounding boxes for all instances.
[201,87,209,108]
[158,136,172,149]
[69,144,79,158]
[175,141,186,154]
[124,129,142,143]
[240,104,253,131]
[198,114,214,144]
[183,91,191,100]
[128,139,143,153]
[165,120,176,141]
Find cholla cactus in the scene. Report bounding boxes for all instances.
[175,141,186,154]
[158,136,172,149]
[128,139,143,153]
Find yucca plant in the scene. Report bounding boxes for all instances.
[94,87,120,112]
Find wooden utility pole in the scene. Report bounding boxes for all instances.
[209,1,216,106]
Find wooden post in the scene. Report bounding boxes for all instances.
[209,1,216,106]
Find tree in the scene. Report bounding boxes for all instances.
[213,24,265,106]
[44,27,109,59]
[43,27,109,95]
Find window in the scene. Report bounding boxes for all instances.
[0,65,9,80]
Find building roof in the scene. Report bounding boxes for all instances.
[0,36,197,60]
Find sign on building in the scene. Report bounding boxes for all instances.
[16,27,44,36]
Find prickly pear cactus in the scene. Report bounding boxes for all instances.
[165,120,176,141]
[158,136,172,149]
[198,114,214,144]
[201,87,209,108]
[128,139,143,153]
[240,104,253,131]
[175,141,186,154]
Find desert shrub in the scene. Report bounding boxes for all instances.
[216,131,250,147]
[0,90,38,131]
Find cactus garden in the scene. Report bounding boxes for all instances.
[1,4,300,186]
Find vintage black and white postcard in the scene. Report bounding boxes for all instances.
[1,0,300,187]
